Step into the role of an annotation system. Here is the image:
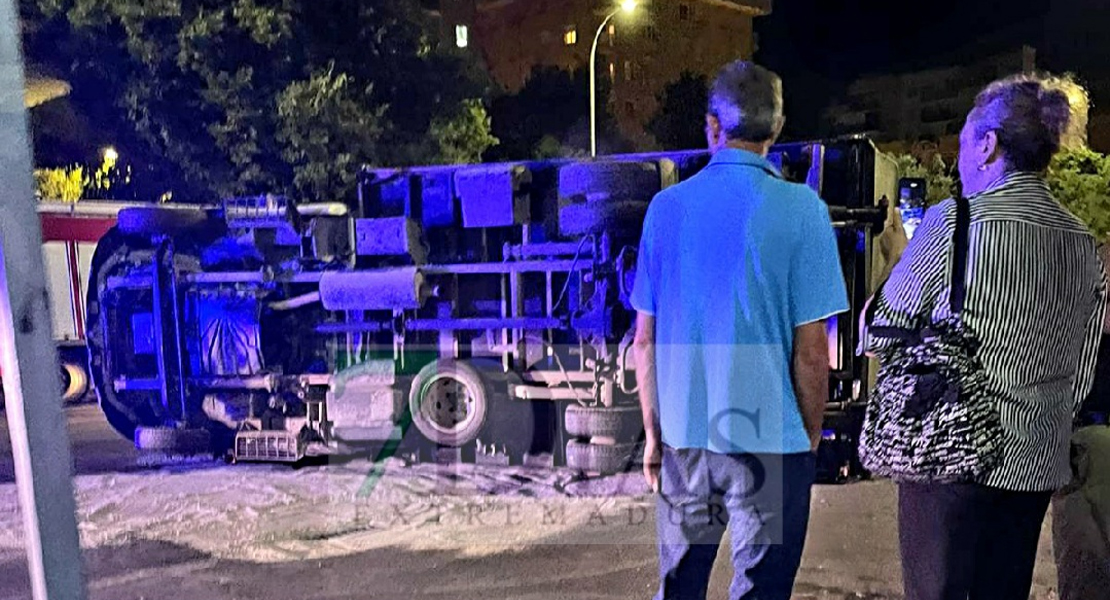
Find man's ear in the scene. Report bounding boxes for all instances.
[706,114,721,145]
[762,114,786,152]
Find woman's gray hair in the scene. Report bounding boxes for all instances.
[972,73,1074,172]
[707,61,783,143]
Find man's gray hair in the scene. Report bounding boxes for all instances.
[708,61,783,143]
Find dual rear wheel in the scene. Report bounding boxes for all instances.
[408,360,643,474]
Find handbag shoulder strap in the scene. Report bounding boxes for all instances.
[950,196,971,314]
[864,197,971,330]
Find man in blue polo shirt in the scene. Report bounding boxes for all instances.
[631,61,849,600]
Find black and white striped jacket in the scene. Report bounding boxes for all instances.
[867,172,1107,491]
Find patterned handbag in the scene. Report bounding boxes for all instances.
[859,197,1004,483]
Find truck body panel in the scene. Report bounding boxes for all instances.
[84,140,895,480]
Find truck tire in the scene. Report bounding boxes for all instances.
[558,201,648,239]
[60,362,89,403]
[117,205,211,237]
[558,162,660,203]
[565,440,638,475]
[564,404,642,441]
[134,426,212,454]
[409,360,491,448]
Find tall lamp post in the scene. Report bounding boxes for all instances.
[590,0,637,157]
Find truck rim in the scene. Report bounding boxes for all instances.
[420,375,478,436]
[60,362,88,403]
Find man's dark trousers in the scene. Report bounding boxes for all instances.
[655,445,816,600]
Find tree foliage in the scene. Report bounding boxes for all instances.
[648,72,709,151]
[1048,147,1110,241]
[32,150,132,201]
[893,148,1110,240]
[893,153,958,207]
[33,166,84,202]
[485,66,627,161]
[27,0,496,202]
[275,67,386,202]
[430,99,500,165]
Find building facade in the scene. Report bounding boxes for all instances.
[434,0,772,148]
[823,46,1037,157]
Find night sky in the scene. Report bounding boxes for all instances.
[754,0,1054,136]
[756,0,1049,78]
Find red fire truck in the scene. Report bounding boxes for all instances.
[1,201,144,403]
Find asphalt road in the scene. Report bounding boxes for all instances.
[0,405,1062,600]
[0,402,141,484]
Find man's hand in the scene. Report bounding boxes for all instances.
[643,435,662,493]
[634,312,662,493]
[793,321,830,456]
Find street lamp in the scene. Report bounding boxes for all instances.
[102,146,119,169]
[590,0,637,157]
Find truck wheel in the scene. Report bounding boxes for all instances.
[117,205,212,237]
[559,162,661,203]
[565,440,637,475]
[134,426,212,454]
[60,362,89,403]
[558,201,648,239]
[409,360,490,448]
[564,404,642,441]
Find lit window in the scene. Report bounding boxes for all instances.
[455,24,469,48]
[564,27,578,45]
[609,62,616,83]
[608,24,616,46]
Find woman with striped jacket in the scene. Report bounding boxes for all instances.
[864,74,1107,600]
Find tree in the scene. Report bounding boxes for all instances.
[485,65,627,161]
[893,153,958,207]
[648,72,709,151]
[26,0,497,203]
[893,148,1110,240]
[275,67,387,202]
[429,99,500,165]
[33,166,83,202]
[1048,147,1110,241]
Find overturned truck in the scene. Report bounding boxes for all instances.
[86,137,896,480]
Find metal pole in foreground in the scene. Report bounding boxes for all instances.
[0,1,87,599]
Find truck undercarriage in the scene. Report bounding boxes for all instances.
[86,138,895,480]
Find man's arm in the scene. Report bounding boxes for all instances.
[634,312,662,491]
[794,321,829,453]
[788,198,847,452]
